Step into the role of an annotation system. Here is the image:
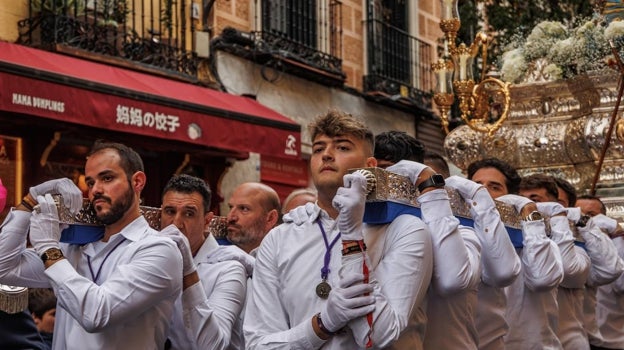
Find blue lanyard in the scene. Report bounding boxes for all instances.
[317,219,341,280]
[87,237,127,283]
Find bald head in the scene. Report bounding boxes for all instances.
[226,182,281,253]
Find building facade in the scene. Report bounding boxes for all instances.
[0,0,445,217]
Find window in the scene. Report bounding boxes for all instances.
[364,0,432,108]
[253,0,344,82]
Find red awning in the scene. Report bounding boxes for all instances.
[0,41,301,159]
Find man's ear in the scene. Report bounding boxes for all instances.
[365,156,377,168]
[265,209,279,231]
[131,171,147,192]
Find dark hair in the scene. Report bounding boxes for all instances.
[28,288,57,318]
[308,110,374,156]
[162,174,212,213]
[424,151,450,178]
[467,158,521,194]
[577,194,607,215]
[374,131,425,163]
[553,177,577,207]
[89,140,144,181]
[519,173,559,200]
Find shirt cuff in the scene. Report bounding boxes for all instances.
[44,258,75,284]
[468,189,496,215]
[418,189,453,222]
[549,216,574,241]
[521,220,549,243]
[300,316,328,349]
[182,280,208,310]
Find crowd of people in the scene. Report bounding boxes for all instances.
[0,109,623,350]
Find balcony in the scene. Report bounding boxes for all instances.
[213,0,345,86]
[363,18,433,113]
[17,0,200,81]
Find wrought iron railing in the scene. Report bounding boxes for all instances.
[363,18,433,108]
[17,0,199,78]
[252,0,344,79]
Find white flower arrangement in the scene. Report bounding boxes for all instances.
[500,18,624,84]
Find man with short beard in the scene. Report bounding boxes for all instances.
[0,141,182,349]
[226,182,280,255]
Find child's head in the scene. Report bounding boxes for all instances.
[28,288,57,334]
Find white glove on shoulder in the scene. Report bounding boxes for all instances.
[332,172,367,241]
[29,194,62,256]
[30,178,83,214]
[536,202,567,217]
[160,224,196,276]
[320,271,375,332]
[386,160,430,185]
[206,245,255,277]
[282,202,316,226]
[496,194,534,213]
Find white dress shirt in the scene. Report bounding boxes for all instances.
[418,189,482,350]
[244,204,433,349]
[504,219,564,350]
[464,188,521,350]
[168,234,247,350]
[581,220,624,347]
[549,216,591,350]
[0,210,182,350]
[596,236,624,349]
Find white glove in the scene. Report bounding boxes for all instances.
[161,224,196,276]
[29,194,62,256]
[320,271,375,332]
[536,202,566,217]
[386,160,430,185]
[496,194,534,213]
[566,207,582,224]
[282,202,316,226]
[30,178,83,214]
[332,172,367,241]
[590,214,619,234]
[205,245,255,277]
[445,175,484,200]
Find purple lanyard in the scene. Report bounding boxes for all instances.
[316,219,341,281]
[87,238,127,283]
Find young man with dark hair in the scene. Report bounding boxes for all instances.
[554,177,578,208]
[424,151,451,178]
[518,173,600,349]
[467,158,522,198]
[244,110,433,349]
[160,174,247,350]
[374,130,484,349]
[519,173,560,203]
[573,195,624,350]
[0,141,183,349]
[373,130,425,168]
[577,195,608,217]
[467,158,564,349]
